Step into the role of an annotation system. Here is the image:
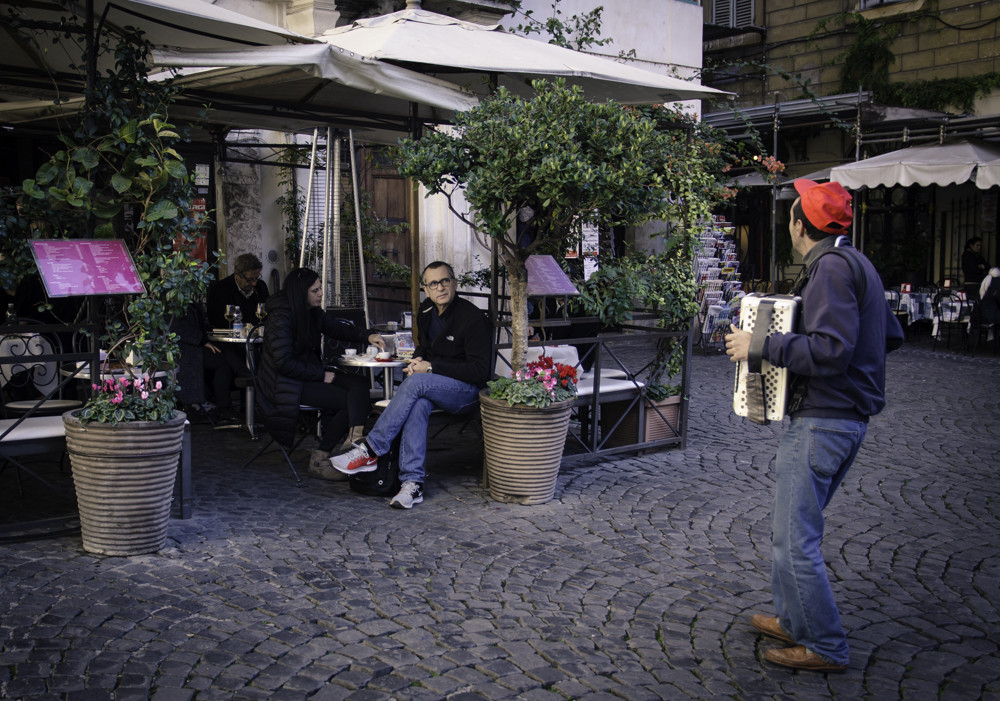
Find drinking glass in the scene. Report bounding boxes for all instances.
[256,302,267,322]
[224,304,238,331]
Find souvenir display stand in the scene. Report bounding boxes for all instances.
[696,217,744,352]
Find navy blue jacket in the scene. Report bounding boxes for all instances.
[764,237,904,420]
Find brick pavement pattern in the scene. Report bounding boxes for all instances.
[1,345,998,700]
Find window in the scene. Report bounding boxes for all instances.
[712,0,754,28]
[860,0,908,8]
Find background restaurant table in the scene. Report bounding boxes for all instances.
[337,355,406,400]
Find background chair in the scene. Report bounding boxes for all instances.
[932,293,971,351]
[240,324,320,482]
[0,319,83,417]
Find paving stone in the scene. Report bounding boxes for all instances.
[1,345,997,699]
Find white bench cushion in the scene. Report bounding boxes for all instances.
[576,377,644,397]
[0,415,67,441]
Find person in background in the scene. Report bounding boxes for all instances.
[725,179,903,673]
[257,268,383,480]
[329,261,492,509]
[207,253,270,328]
[172,303,235,420]
[206,253,270,409]
[961,237,989,300]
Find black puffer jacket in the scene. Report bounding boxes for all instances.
[256,293,371,448]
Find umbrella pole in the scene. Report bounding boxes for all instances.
[332,134,342,307]
[349,130,370,326]
[322,128,332,309]
[771,99,780,294]
[408,102,422,338]
[300,129,319,269]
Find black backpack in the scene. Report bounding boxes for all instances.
[349,438,401,497]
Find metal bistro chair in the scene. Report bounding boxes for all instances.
[932,293,970,351]
[0,319,83,417]
[240,324,321,482]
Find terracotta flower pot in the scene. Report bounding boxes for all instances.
[601,394,680,448]
[63,410,186,556]
[479,390,573,505]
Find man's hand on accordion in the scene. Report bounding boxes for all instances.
[725,324,751,363]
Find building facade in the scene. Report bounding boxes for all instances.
[701,0,1000,288]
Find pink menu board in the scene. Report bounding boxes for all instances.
[526,255,579,297]
[30,239,145,297]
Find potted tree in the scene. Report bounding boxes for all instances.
[395,81,727,498]
[6,30,213,554]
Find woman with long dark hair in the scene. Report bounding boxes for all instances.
[257,268,382,480]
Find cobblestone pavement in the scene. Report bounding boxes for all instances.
[1,342,999,700]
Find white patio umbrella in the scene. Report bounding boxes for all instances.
[976,158,1000,189]
[150,44,479,136]
[830,139,1000,189]
[0,0,313,105]
[321,6,727,105]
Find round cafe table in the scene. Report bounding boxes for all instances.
[337,355,405,400]
[207,330,261,438]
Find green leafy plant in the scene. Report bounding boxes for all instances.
[81,375,174,425]
[509,0,634,59]
[487,355,578,408]
[4,28,213,422]
[645,383,681,401]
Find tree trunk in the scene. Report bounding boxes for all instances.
[507,257,530,373]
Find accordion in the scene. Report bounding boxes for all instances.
[733,294,800,423]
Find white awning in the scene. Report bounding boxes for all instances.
[322,7,727,105]
[830,139,1000,189]
[976,159,1000,190]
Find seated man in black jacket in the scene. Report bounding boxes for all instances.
[207,252,269,329]
[331,261,492,509]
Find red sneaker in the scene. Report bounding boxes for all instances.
[330,440,378,474]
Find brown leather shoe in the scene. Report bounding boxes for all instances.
[763,645,847,672]
[749,614,795,645]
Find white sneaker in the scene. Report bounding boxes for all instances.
[329,440,378,474]
[390,480,423,509]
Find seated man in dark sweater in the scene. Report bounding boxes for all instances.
[330,261,492,509]
[207,252,269,329]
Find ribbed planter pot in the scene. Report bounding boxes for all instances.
[63,410,186,556]
[602,395,681,448]
[479,390,573,505]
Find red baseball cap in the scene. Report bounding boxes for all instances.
[793,179,852,234]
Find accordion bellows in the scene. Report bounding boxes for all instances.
[733,294,800,422]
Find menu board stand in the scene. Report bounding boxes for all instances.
[526,255,579,329]
[29,239,145,298]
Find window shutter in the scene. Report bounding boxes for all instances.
[713,0,753,28]
[735,0,753,28]
[712,0,732,27]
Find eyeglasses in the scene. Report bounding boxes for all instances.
[423,277,454,291]
[237,271,261,283]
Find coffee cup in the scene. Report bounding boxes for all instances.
[376,351,392,360]
[344,348,357,357]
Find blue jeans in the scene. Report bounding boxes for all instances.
[772,416,867,666]
[364,373,480,484]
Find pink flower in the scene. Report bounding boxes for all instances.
[154,380,162,391]
[111,393,123,404]
[141,390,149,399]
